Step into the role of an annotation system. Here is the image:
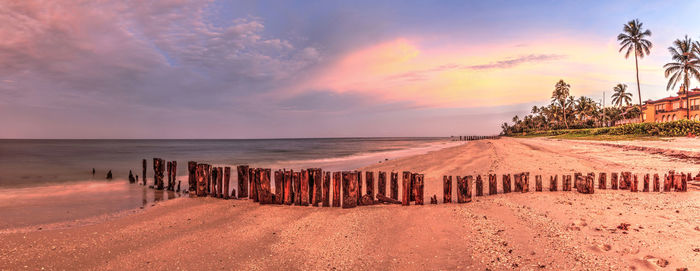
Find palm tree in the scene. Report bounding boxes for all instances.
[618,19,652,114]
[551,80,571,128]
[611,83,633,107]
[663,36,700,119]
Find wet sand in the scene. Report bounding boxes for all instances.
[1,137,698,270]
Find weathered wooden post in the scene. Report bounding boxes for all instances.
[259,168,272,204]
[411,173,419,203]
[587,172,595,194]
[465,176,473,202]
[188,162,197,194]
[342,171,358,208]
[630,174,638,192]
[322,171,330,207]
[549,175,558,191]
[598,172,607,190]
[129,170,136,183]
[502,174,511,193]
[653,173,660,192]
[153,158,165,190]
[562,175,572,191]
[535,175,542,192]
[250,167,258,202]
[620,172,631,190]
[237,165,249,198]
[366,171,375,202]
[663,174,672,192]
[166,161,172,190]
[142,159,147,186]
[414,174,424,205]
[210,167,218,196]
[307,169,316,205]
[300,169,310,206]
[195,164,205,196]
[390,172,399,200]
[171,161,177,191]
[475,175,483,196]
[314,168,322,206]
[513,173,522,192]
[521,173,529,193]
[573,173,581,189]
[680,173,688,192]
[177,180,181,192]
[218,167,224,198]
[489,174,498,195]
[456,176,467,203]
[284,170,293,205]
[224,167,232,199]
[292,171,301,205]
[378,171,387,197]
[332,172,341,207]
[443,176,452,203]
[402,171,411,206]
[576,173,594,194]
[274,170,284,204]
[357,171,363,206]
[611,172,618,190]
[643,174,650,192]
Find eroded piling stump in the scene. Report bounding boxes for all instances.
[550,175,558,191]
[489,174,498,195]
[332,172,341,207]
[322,172,330,207]
[366,171,375,202]
[224,167,232,199]
[443,176,452,203]
[237,165,249,198]
[653,173,660,192]
[284,170,293,205]
[390,172,399,200]
[153,158,165,190]
[475,175,483,197]
[402,171,411,206]
[378,171,387,197]
[611,173,619,190]
[562,175,572,191]
[188,161,197,194]
[142,159,147,186]
[598,172,606,190]
[274,170,284,204]
[503,174,511,193]
[414,174,424,205]
[643,174,650,192]
[342,171,358,208]
[300,169,310,206]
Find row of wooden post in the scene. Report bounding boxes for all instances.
[456,135,500,141]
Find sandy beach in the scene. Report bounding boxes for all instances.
[1,137,698,270]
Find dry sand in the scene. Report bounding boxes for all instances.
[1,137,698,270]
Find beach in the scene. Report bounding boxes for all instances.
[1,137,699,270]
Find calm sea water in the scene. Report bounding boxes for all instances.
[0,138,457,230]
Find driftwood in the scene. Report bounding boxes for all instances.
[611,172,618,190]
[360,194,375,205]
[475,175,483,197]
[378,171,387,197]
[237,165,249,198]
[443,176,452,203]
[489,174,497,195]
[653,173,660,192]
[342,171,358,208]
[376,193,400,204]
[390,172,399,200]
[414,174,424,205]
[598,172,607,190]
[502,174,511,193]
[188,161,196,194]
[332,172,341,207]
[365,171,375,202]
[402,171,411,206]
[550,175,558,191]
[535,175,542,192]
[322,172,330,207]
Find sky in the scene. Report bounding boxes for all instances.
[2,0,700,139]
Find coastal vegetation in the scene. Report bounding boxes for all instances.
[501,19,700,138]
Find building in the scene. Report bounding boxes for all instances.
[642,87,700,123]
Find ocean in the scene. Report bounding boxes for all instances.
[0,138,458,230]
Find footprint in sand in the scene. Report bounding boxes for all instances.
[589,244,612,253]
[642,255,669,268]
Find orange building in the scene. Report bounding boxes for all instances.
[642,87,700,123]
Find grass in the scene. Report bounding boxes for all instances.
[547,133,661,141]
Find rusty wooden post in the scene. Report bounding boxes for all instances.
[443,176,452,203]
[274,169,283,204]
[680,173,688,192]
[365,171,374,202]
[611,172,618,190]
[414,174,424,205]
[573,172,581,189]
[237,165,249,198]
[663,174,672,192]
[210,167,218,196]
[475,175,483,196]
[521,173,529,193]
[409,172,415,202]
[142,159,147,186]
[293,171,302,205]
[576,173,594,194]
[342,171,358,208]
[630,174,638,192]
[598,172,607,189]
[195,164,206,196]
[465,176,473,202]
[587,172,595,194]
[378,171,387,197]
[251,168,259,202]
[356,171,363,206]
[390,172,399,200]
[620,172,631,190]
[217,167,224,198]
[167,161,171,190]
[535,175,542,192]
[300,169,310,206]
[489,174,497,195]
[314,168,322,206]
[224,167,232,199]
[653,173,660,192]
[332,172,341,207]
[307,168,316,205]
[188,162,197,194]
[562,175,571,191]
[513,173,522,192]
[171,161,177,191]
[322,171,330,207]
[259,168,272,204]
[456,176,467,203]
[549,175,558,191]
[502,174,511,193]
[643,174,650,192]
[284,170,293,205]
[153,158,165,190]
[402,171,411,206]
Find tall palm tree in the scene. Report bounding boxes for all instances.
[664,36,700,119]
[611,83,633,107]
[551,80,571,128]
[618,19,652,114]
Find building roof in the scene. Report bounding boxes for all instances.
[645,88,700,104]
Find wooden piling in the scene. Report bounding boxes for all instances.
[411,173,419,203]
[129,170,136,183]
[414,174,424,205]
[142,159,147,186]
[322,172,330,207]
[475,175,483,196]
[250,167,258,202]
[663,174,672,192]
[549,175,558,191]
[378,171,387,197]
[620,172,631,190]
[465,176,473,202]
[293,171,301,205]
[535,175,542,192]
[514,174,522,192]
[196,164,208,197]
[224,167,231,199]
[443,176,452,203]
[456,176,468,203]
[332,172,341,207]
[562,175,571,191]
[342,171,358,208]
[365,171,374,202]
[502,174,511,193]
[300,169,310,206]
[237,165,249,198]
[210,167,218,196]
[171,161,177,191]
[274,169,284,204]
[167,161,172,190]
[576,173,594,194]
[630,174,638,192]
[153,158,165,190]
[390,172,399,200]
[643,174,650,192]
[680,173,688,192]
[177,180,181,192]
[598,172,607,190]
[357,171,363,206]
[188,161,197,194]
[402,171,411,206]
[573,172,581,189]
[611,172,618,190]
[284,170,293,205]
[653,173,660,192]
[310,168,322,206]
[521,173,529,193]
[259,168,272,204]
[489,174,498,195]
[217,167,224,198]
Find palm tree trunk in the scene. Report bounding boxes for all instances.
[562,107,568,129]
[686,76,691,120]
[634,53,642,123]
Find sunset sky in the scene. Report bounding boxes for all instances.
[2,0,700,138]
